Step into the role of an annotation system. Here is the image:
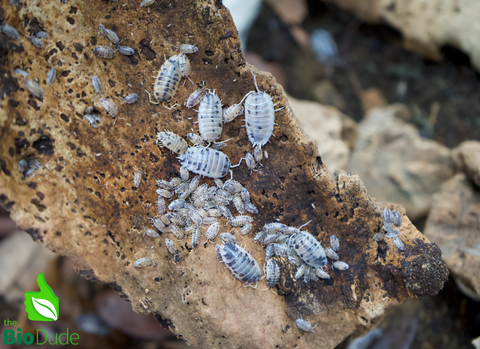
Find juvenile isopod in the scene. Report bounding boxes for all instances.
[100,98,119,118]
[215,244,222,260]
[385,230,400,239]
[118,46,135,56]
[94,45,116,59]
[157,179,173,190]
[244,202,258,215]
[161,214,171,226]
[165,238,179,256]
[214,178,223,189]
[205,222,220,243]
[140,0,156,7]
[198,91,223,142]
[189,175,201,191]
[156,188,173,198]
[265,244,275,259]
[168,199,186,211]
[332,261,349,270]
[288,254,302,266]
[157,196,167,215]
[383,208,393,224]
[47,67,56,85]
[330,235,339,251]
[244,72,281,148]
[179,44,198,54]
[36,31,49,38]
[167,212,186,227]
[223,104,243,124]
[169,224,186,240]
[178,53,192,82]
[144,229,159,238]
[293,231,327,269]
[215,189,233,204]
[315,268,331,279]
[253,230,267,244]
[92,75,102,94]
[229,215,253,227]
[187,132,207,147]
[149,216,166,233]
[217,204,233,220]
[185,88,207,109]
[325,247,339,260]
[25,79,44,99]
[191,226,201,249]
[373,233,385,241]
[170,177,182,187]
[295,264,307,280]
[253,145,263,163]
[392,210,402,226]
[134,257,153,268]
[233,195,245,214]
[203,217,217,225]
[1,24,20,41]
[296,318,317,333]
[263,223,286,234]
[240,187,251,203]
[393,237,405,251]
[239,224,253,236]
[157,130,188,155]
[265,259,280,288]
[85,114,101,128]
[218,242,261,285]
[15,69,29,77]
[151,54,181,103]
[133,169,143,187]
[28,36,42,48]
[98,24,120,45]
[178,147,231,179]
[220,232,236,243]
[122,93,139,104]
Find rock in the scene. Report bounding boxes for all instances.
[452,141,480,187]
[424,173,480,300]
[289,96,357,172]
[324,0,480,72]
[0,1,448,348]
[312,80,346,111]
[345,104,455,220]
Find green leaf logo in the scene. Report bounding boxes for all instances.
[24,273,59,322]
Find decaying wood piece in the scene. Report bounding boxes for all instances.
[0,0,448,348]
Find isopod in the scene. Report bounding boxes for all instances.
[265,259,280,288]
[161,214,171,226]
[332,261,349,270]
[214,178,223,189]
[165,238,179,256]
[223,104,244,124]
[133,169,142,187]
[253,230,267,244]
[239,224,253,236]
[134,257,153,268]
[85,106,94,114]
[170,177,182,187]
[92,76,102,94]
[94,45,115,59]
[25,79,44,99]
[203,217,217,225]
[244,202,258,214]
[15,69,29,77]
[47,67,56,85]
[168,199,186,211]
[185,88,207,109]
[157,196,167,215]
[263,223,286,234]
[152,54,181,103]
[253,145,263,163]
[1,24,20,41]
[240,187,251,203]
[218,242,261,285]
[244,72,281,148]
[293,231,327,269]
[140,0,156,7]
[393,237,405,251]
[118,46,135,56]
[156,188,173,198]
[122,93,139,104]
[296,319,317,333]
[265,244,275,259]
[315,268,331,279]
[191,226,201,249]
[215,189,233,204]
[215,244,222,260]
[144,229,159,238]
[28,36,42,48]
[385,230,400,239]
[178,147,231,178]
[98,24,120,45]
[36,31,49,38]
[233,195,245,214]
[167,212,186,227]
[295,264,307,279]
[198,91,223,142]
[186,132,207,147]
[157,130,188,154]
[179,44,198,54]
[18,157,42,179]
[288,254,302,266]
[169,224,186,240]
[178,53,191,79]
[149,216,166,233]
[220,232,236,244]
[157,179,173,190]
[217,205,233,220]
[330,235,339,251]
[392,210,402,226]
[189,175,200,191]
[85,114,101,128]
[205,222,220,242]
[383,208,393,223]
[373,233,385,241]
[229,215,253,227]
[325,247,339,260]
[100,98,119,118]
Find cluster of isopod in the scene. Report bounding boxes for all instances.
[254,222,349,286]
[373,208,405,251]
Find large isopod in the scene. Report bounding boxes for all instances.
[293,231,327,269]
[244,72,281,148]
[178,146,230,178]
[198,91,223,142]
[152,54,181,103]
[218,242,261,285]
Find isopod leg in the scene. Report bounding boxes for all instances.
[144,89,159,105]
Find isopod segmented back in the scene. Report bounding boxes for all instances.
[178,146,231,179]
[293,231,327,269]
[154,54,181,103]
[265,259,280,288]
[198,91,223,142]
[219,242,261,285]
[157,130,188,155]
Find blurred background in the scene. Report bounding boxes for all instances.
[1,0,480,348]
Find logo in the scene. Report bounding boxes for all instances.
[24,273,59,322]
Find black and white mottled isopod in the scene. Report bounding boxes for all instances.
[134,257,153,268]
[85,114,101,128]
[205,222,220,242]
[153,55,181,103]
[118,46,135,56]
[179,44,198,54]
[244,72,281,148]
[178,53,191,78]
[198,91,223,142]
[94,45,115,58]
[330,235,340,251]
[92,76,102,94]
[165,238,179,256]
[157,130,188,155]
[186,88,207,109]
[122,93,139,104]
[293,231,327,269]
[1,24,20,41]
[233,195,245,214]
[149,216,166,233]
[219,242,261,285]
[265,259,280,288]
[25,79,44,99]
[392,210,402,226]
[100,98,119,118]
[47,67,56,85]
[178,146,231,178]
[332,261,349,270]
[296,319,317,333]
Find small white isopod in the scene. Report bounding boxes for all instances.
[85,114,101,128]
[393,237,405,251]
[385,230,400,239]
[253,230,267,244]
[156,130,188,155]
[178,53,192,82]
[296,319,317,333]
[332,261,349,270]
[25,79,44,99]
[92,76,102,94]
[233,195,245,214]
[94,45,116,59]
[179,44,198,54]
[244,202,258,215]
[239,224,253,236]
[134,257,153,268]
[229,215,253,227]
[392,210,402,226]
[330,235,340,251]
[140,0,156,7]
[118,46,135,56]
[185,88,207,109]
[325,247,339,260]
[133,169,143,187]
[122,93,139,104]
[100,98,119,118]
[315,268,330,279]
[373,233,385,242]
[149,216,166,233]
[47,67,56,85]
[205,222,220,243]
[144,229,159,238]
[36,31,49,39]
[169,224,186,240]
[157,196,167,215]
[293,231,327,269]
[157,179,173,190]
[165,238,179,256]
[220,232,236,244]
[98,24,120,45]
[383,208,393,224]
[1,24,20,41]
[198,91,223,142]
[191,226,201,249]
[28,36,42,48]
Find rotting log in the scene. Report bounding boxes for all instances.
[0,0,448,348]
